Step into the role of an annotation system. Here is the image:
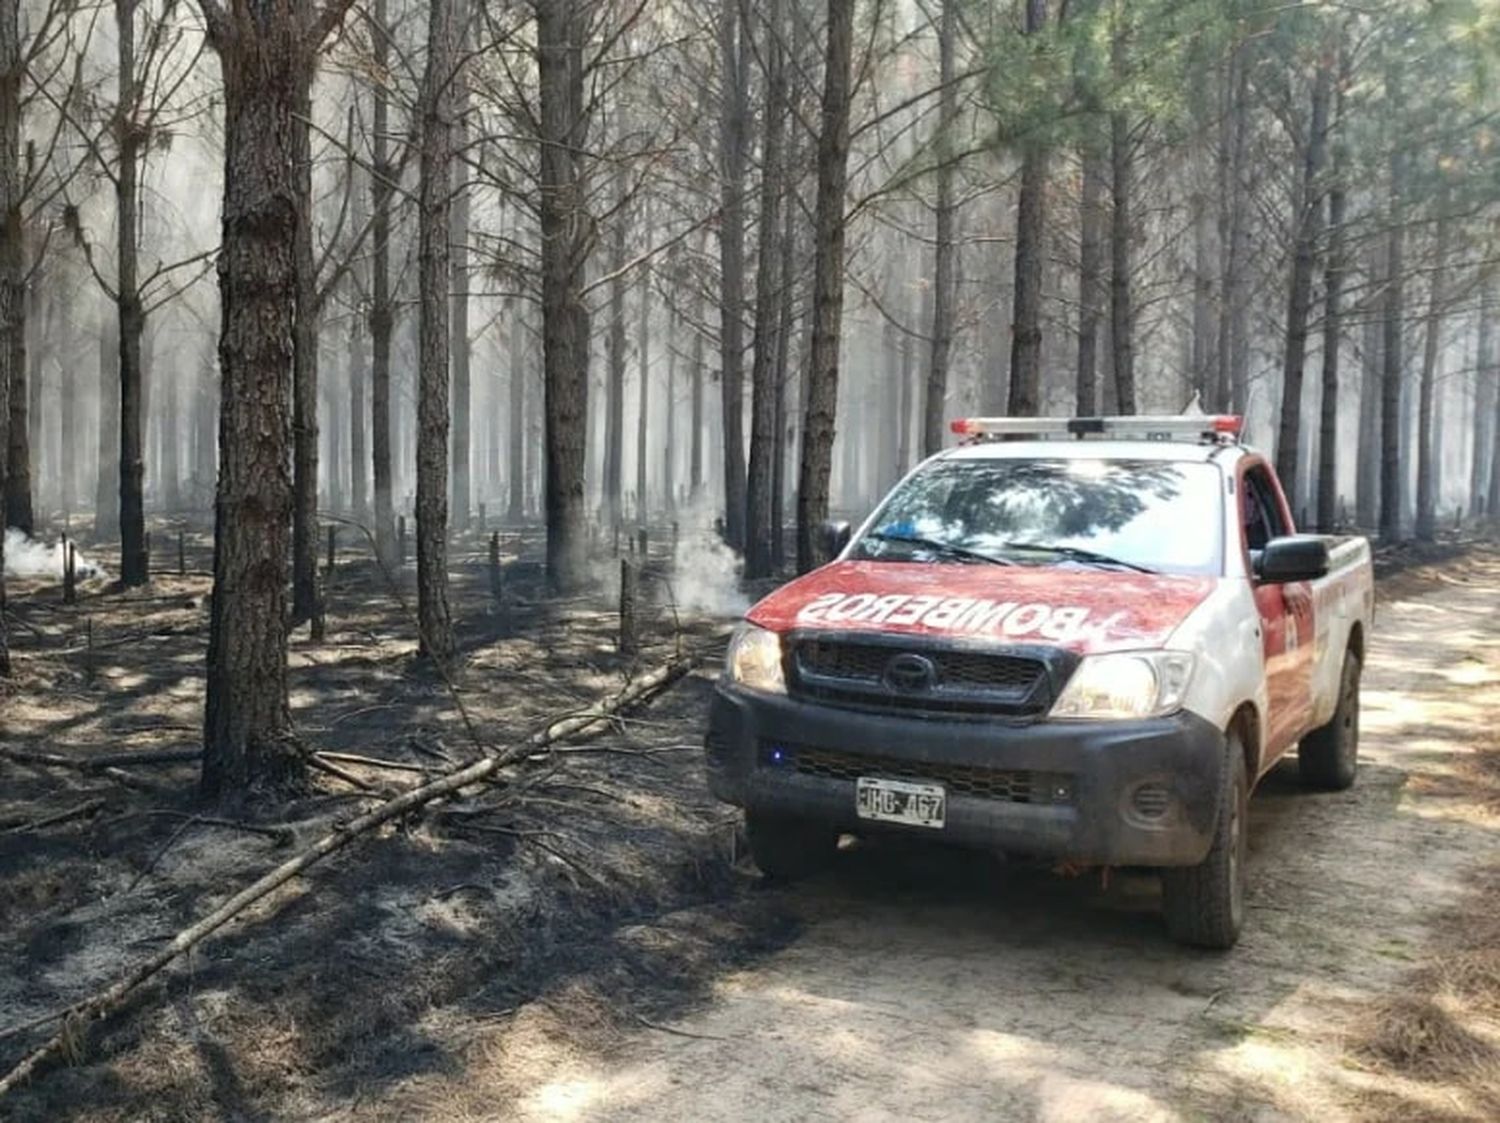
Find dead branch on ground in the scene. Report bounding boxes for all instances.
[0,653,695,1099]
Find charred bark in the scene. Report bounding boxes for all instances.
[923,0,957,453]
[291,75,321,623]
[745,0,786,578]
[449,0,471,532]
[369,0,398,568]
[1007,0,1049,417]
[1413,185,1450,543]
[415,0,456,660]
[198,0,353,800]
[1274,50,1332,499]
[537,0,591,591]
[1378,68,1405,542]
[796,0,854,573]
[718,1,749,549]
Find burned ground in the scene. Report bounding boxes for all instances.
[0,522,791,1121]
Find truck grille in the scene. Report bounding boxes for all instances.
[763,742,1074,806]
[789,637,1055,717]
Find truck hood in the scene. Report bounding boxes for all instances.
[746,561,1217,655]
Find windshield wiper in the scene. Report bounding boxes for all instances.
[864,531,1017,567]
[998,542,1157,574]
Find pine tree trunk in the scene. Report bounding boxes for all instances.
[795,0,854,573]
[415,0,456,661]
[604,179,626,521]
[664,265,677,513]
[1413,190,1450,543]
[718,1,749,549]
[690,273,705,498]
[537,0,591,591]
[194,361,216,507]
[1316,42,1346,532]
[200,0,340,801]
[349,312,368,519]
[1357,310,1381,528]
[1274,52,1332,499]
[745,0,786,578]
[635,205,652,521]
[924,0,957,453]
[291,77,320,623]
[449,0,471,532]
[1488,282,1500,517]
[369,0,397,567]
[1076,143,1105,416]
[507,300,525,522]
[0,0,18,674]
[1109,114,1135,413]
[1378,68,1406,542]
[94,316,120,537]
[1215,42,1249,413]
[1474,290,1493,516]
[115,0,147,580]
[1007,0,1049,418]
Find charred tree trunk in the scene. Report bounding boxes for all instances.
[1357,310,1381,528]
[1007,0,1049,417]
[349,311,368,519]
[604,179,626,522]
[506,300,525,522]
[796,0,854,573]
[537,0,591,591]
[1475,289,1494,517]
[1413,186,1450,543]
[198,0,352,800]
[369,0,397,567]
[1215,41,1249,413]
[1378,68,1406,542]
[449,0,471,532]
[94,316,120,537]
[923,0,957,453]
[0,0,18,674]
[689,271,705,498]
[415,0,456,660]
[635,203,652,520]
[745,0,786,578]
[1274,51,1332,499]
[1076,140,1105,416]
[718,1,749,549]
[117,0,146,582]
[1316,43,1346,533]
[291,76,320,623]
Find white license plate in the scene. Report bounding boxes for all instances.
[855,777,946,829]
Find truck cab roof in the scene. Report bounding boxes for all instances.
[937,439,1248,466]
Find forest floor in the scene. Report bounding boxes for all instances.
[1,527,1498,1121]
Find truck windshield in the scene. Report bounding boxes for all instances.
[850,458,1223,576]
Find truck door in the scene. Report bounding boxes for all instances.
[1241,463,1316,761]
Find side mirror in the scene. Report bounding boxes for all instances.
[821,520,852,559]
[1257,535,1329,584]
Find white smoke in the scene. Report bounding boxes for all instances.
[667,501,749,619]
[3,529,106,581]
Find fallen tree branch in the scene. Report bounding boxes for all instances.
[0,653,696,1098]
[1,799,108,836]
[0,748,166,794]
[313,750,434,776]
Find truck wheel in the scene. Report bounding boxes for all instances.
[1298,651,1360,791]
[744,811,836,882]
[1162,740,1247,950]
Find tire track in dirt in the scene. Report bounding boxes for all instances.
[490,554,1500,1122]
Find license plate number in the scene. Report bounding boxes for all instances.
[855,777,946,829]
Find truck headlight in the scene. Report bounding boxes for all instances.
[725,624,787,695]
[1050,652,1195,721]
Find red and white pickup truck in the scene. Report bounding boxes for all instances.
[706,415,1374,948]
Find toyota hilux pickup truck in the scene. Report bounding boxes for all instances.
[706,415,1373,948]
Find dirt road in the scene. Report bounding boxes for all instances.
[495,557,1500,1122]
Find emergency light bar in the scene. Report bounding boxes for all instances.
[949,414,1243,444]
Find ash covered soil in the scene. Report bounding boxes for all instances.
[0,523,794,1121]
[3,533,1500,1122]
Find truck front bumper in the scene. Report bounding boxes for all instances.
[706,686,1228,867]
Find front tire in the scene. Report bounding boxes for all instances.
[1162,739,1248,950]
[1299,650,1360,791]
[744,811,837,882]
